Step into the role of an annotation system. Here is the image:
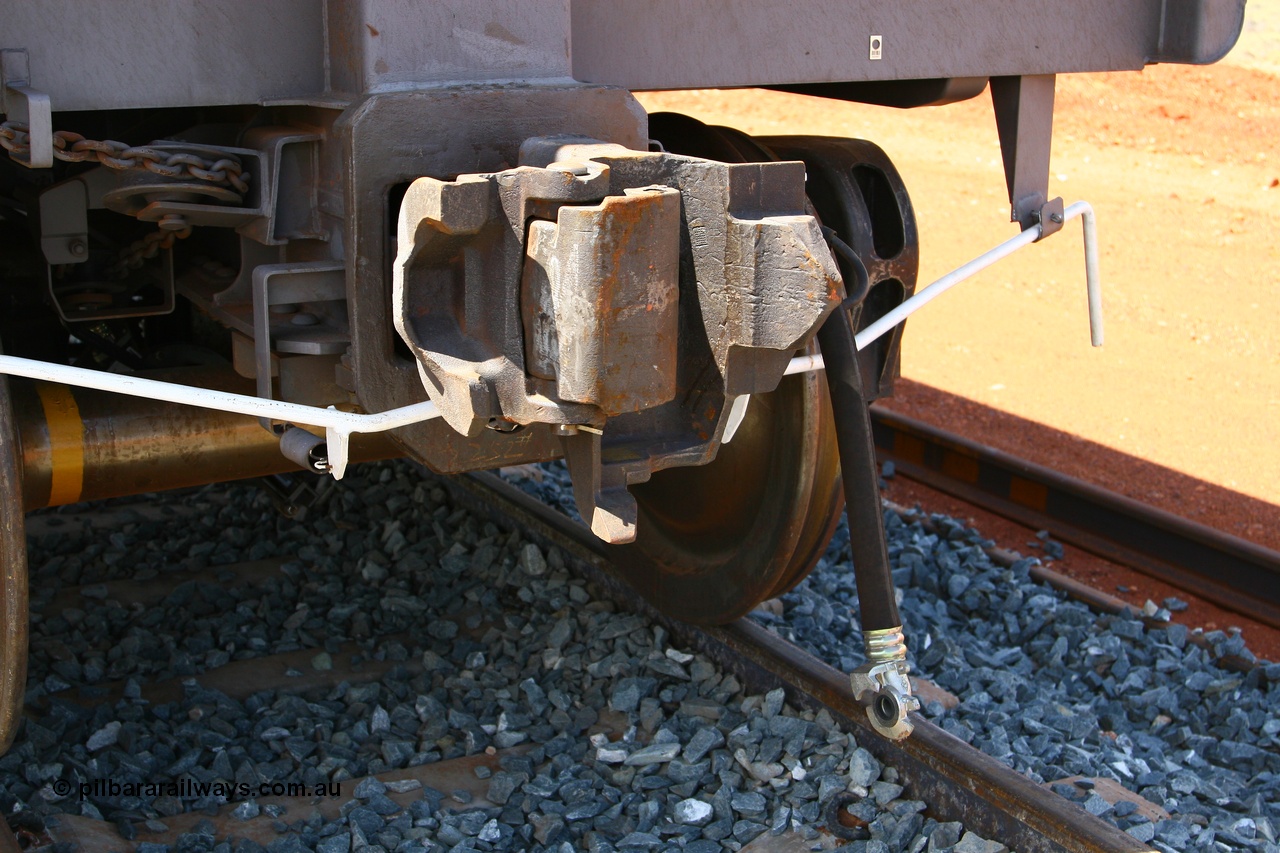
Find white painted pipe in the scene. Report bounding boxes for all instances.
[0,355,439,479]
[784,200,1103,377]
[0,203,1104,462]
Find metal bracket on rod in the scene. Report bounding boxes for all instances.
[0,356,440,479]
[991,74,1057,235]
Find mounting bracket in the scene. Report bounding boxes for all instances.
[1,50,51,168]
[991,74,1062,238]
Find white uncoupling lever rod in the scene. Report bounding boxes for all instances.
[2,203,1101,460]
[0,355,440,479]
[784,200,1103,378]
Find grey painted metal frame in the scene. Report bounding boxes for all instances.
[0,1,325,112]
[569,0,1246,89]
[0,0,1244,112]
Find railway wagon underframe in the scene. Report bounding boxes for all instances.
[0,0,1245,751]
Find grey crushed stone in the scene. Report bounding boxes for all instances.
[512,461,1280,853]
[752,504,1280,853]
[2,461,1010,853]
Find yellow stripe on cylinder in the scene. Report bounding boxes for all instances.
[33,381,84,506]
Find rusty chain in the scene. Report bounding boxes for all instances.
[0,121,249,195]
[108,225,193,279]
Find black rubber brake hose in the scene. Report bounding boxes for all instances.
[822,226,872,309]
[815,300,902,634]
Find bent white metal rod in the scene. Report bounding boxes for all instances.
[0,355,440,479]
[0,203,1103,457]
[785,200,1103,378]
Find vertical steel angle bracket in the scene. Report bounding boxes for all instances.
[1,49,51,168]
[991,74,1060,236]
[251,262,348,429]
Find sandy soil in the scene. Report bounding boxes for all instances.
[636,11,1280,654]
[1233,0,1280,77]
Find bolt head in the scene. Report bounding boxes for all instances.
[68,239,88,257]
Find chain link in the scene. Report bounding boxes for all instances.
[109,225,193,279]
[0,121,249,195]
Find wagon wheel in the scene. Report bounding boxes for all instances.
[0,367,28,752]
[612,364,843,624]
[606,114,847,625]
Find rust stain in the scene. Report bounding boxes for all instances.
[483,21,527,45]
[366,23,379,36]
[327,15,359,81]
[1010,476,1049,511]
[941,451,980,483]
[896,434,926,464]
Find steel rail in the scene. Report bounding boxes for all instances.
[869,406,1280,630]
[884,498,1264,675]
[445,470,1150,853]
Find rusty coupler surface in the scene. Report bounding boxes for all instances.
[394,137,842,544]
